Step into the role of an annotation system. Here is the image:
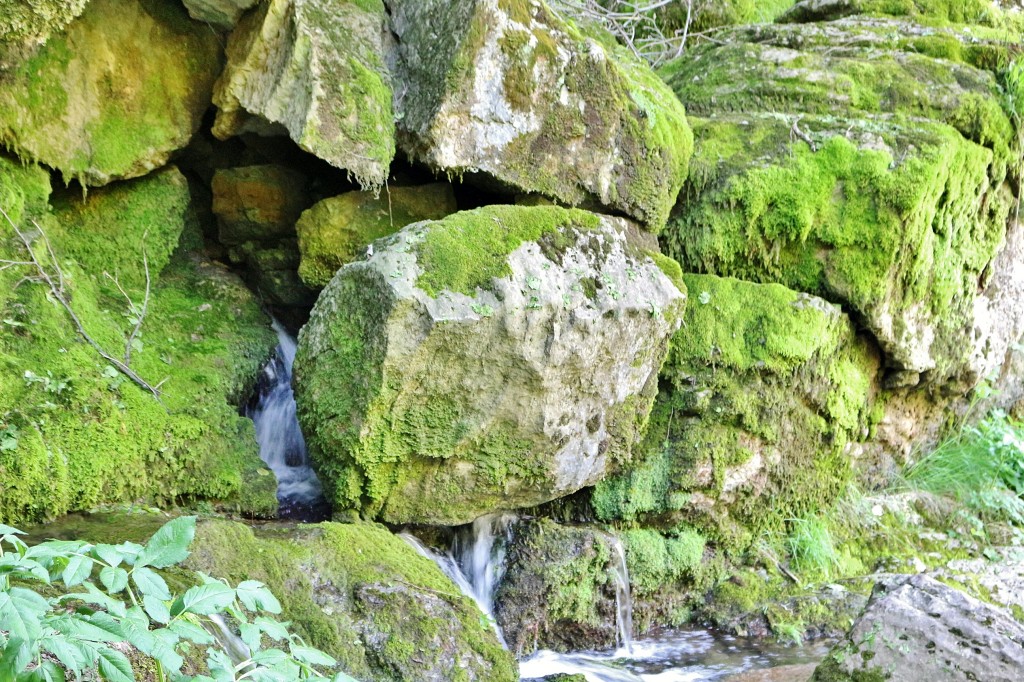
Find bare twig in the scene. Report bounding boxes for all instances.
[790,115,816,151]
[0,206,164,402]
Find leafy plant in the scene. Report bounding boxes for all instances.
[0,516,356,682]
[785,516,839,579]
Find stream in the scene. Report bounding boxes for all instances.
[250,328,830,681]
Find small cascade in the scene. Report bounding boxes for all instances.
[207,614,250,665]
[400,513,515,645]
[248,320,329,521]
[608,536,635,654]
[452,513,516,617]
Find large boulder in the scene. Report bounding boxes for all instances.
[186,519,517,682]
[0,0,221,186]
[296,183,457,288]
[293,205,686,525]
[0,160,277,524]
[812,574,1024,681]
[212,0,394,189]
[592,275,879,549]
[388,0,693,231]
[659,15,1017,387]
[212,164,310,246]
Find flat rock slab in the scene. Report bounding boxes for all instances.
[812,574,1024,681]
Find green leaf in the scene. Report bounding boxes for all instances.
[331,672,360,682]
[236,581,281,614]
[143,594,171,625]
[0,587,48,641]
[96,646,134,682]
[167,619,215,645]
[49,613,123,643]
[113,542,144,566]
[254,617,290,641]
[289,645,337,667]
[40,635,88,678]
[170,582,234,617]
[251,649,289,666]
[0,524,25,536]
[91,544,125,568]
[136,517,196,569]
[131,566,170,600]
[61,554,94,587]
[58,582,127,617]
[99,566,129,594]
[0,637,32,677]
[239,621,261,653]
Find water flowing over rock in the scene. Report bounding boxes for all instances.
[212,0,395,189]
[293,205,686,525]
[247,320,327,521]
[0,0,221,186]
[812,574,1024,681]
[387,0,693,231]
[185,519,517,682]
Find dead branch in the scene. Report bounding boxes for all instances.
[103,232,151,367]
[0,206,164,402]
[790,115,817,151]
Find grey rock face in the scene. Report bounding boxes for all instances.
[812,574,1024,681]
[212,0,395,189]
[181,0,257,29]
[387,0,693,231]
[293,206,686,525]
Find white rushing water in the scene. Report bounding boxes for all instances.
[248,320,327,520]
[608,534,635,654]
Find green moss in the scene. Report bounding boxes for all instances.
[186,519,515,681]
[592,275,876,553]
[667,116,1009,379]
[0,167,276,524]
[0,0,221,185]
[622,528,705,596]
[414,205,601,297]
[296,184,456,288]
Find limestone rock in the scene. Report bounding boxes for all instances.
[212,0,394,189]
[0,0,88,50]
[293,205,686,525]
[296,183,457,288]
[495,519,620,656]
[812,574,1024,681]
[388,0,693,231]
[211,165,310,246]
[592,275,879,547]
[186,519,517,682]
[233,240,318,310]
[0,0,221,186]
[660,16,1016,384]
[181,0,257,29]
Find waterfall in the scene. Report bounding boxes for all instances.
[400,513,515,644]
[248,320,328,521]
[608,536,635,654]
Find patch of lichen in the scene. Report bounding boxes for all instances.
[414,205,601,297]
[296,184,456,288]
[0,0,221,186]
[186,519,516,681]
[665,112,1009,380]
[0,0,88,49]
[0,166,276,524]
[592,275,877,554]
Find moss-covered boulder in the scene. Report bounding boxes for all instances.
[495,519,620,656]
[296,183,457,288]
[0,0,221,186]
[293,205,686,525]
[0,160,277,524]
[212,0,394,189]
[388,0,693,231]
[592,275,878,550]
[186,519,517,682]
[660,15,1018,386]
